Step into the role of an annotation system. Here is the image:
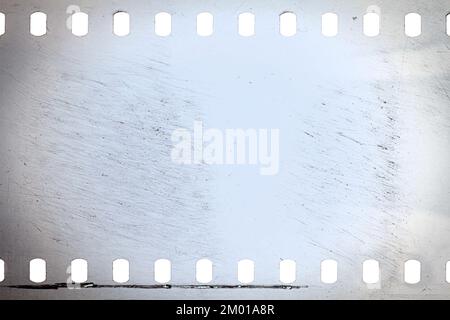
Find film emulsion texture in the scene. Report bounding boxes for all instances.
[0,0,449,299]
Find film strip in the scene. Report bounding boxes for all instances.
[0,0,449,299]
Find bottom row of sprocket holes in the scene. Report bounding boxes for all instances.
[0,258,448,285]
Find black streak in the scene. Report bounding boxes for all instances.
[3,282,308,290]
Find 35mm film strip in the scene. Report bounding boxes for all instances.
[0,0,449,300]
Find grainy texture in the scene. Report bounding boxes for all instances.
[0,0,449,299]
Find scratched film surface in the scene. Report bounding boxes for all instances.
[0,0,450,299]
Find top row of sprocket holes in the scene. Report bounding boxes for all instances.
[0,11,450,37]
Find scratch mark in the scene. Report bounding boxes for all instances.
[3,282,309,290]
